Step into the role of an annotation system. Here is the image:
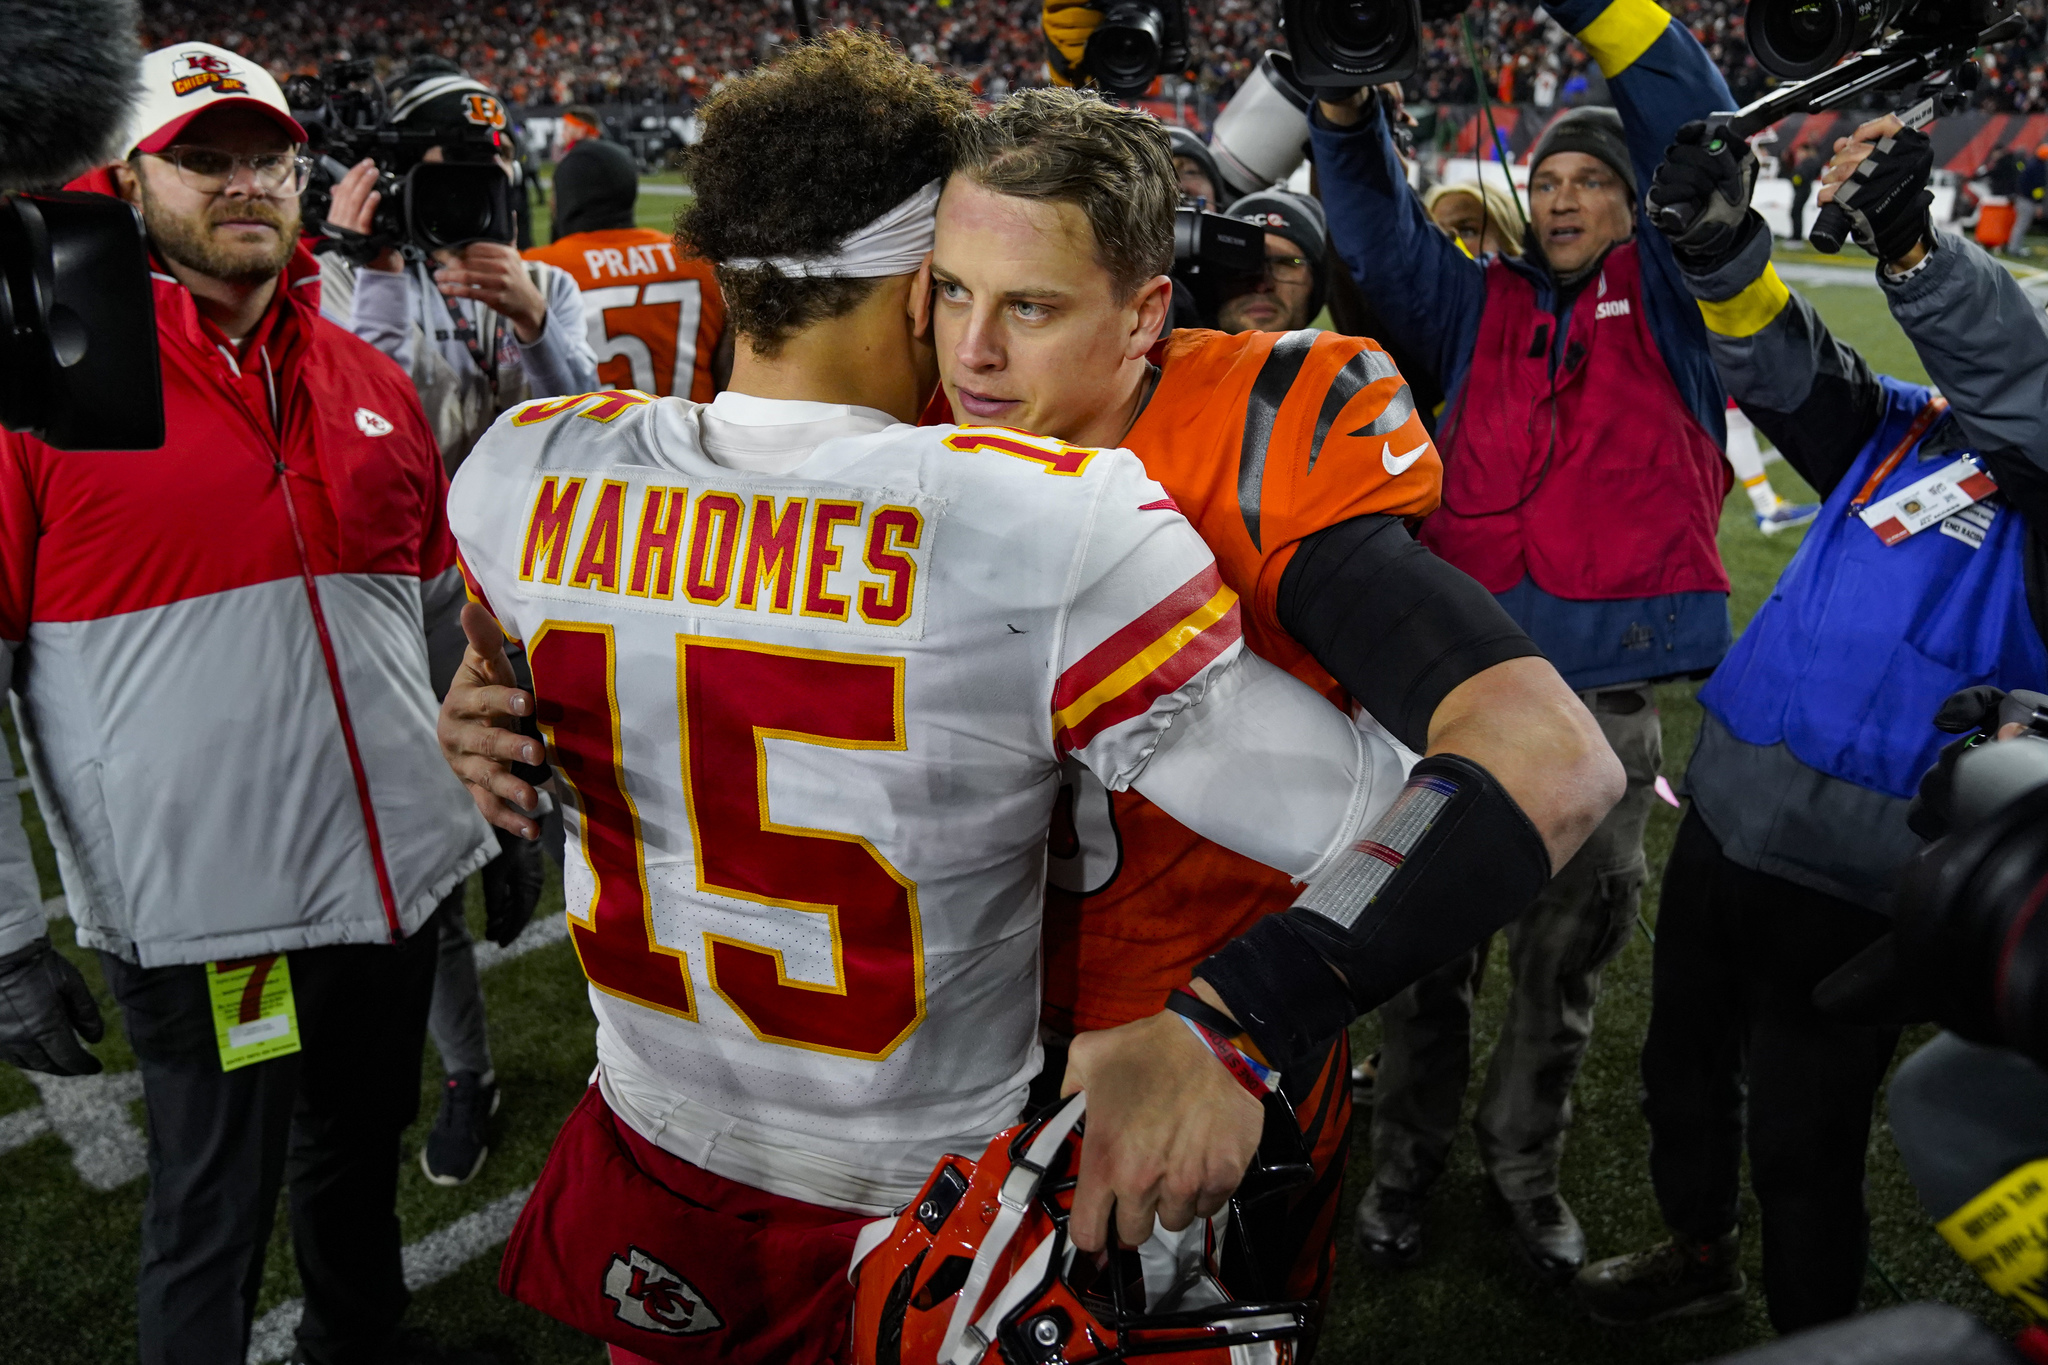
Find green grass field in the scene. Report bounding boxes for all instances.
[0,245,2014,1363]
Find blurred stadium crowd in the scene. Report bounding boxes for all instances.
[127,0,2048,116]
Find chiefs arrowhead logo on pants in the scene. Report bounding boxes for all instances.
[602,1247,724,1336]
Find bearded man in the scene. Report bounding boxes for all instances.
[0,42,493,1365]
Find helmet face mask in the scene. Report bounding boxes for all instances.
[852,1095,1314,1365]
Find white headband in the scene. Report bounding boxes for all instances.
[723,181,940,279]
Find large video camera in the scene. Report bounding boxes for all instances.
[1168,205,1264,329]
[0,0,162,452]
[1078,0,1193,97]
[1820,690,2048,1065]
[282,60,515,263]
[1672,0,2024,253]
[1070,0,1475,100]
[1281,0,1475,91]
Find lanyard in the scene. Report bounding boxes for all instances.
[1848,395,1950,514]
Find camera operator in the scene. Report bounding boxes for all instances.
[0,41,494,1364]
[1168,125,1224,207]
[1569,111,2048,1332]
[1213,188,1325,334]
[320,58,598,471]
[1819,699,2048,1349]
[1311,0,1739,1281]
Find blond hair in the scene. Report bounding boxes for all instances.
[1423,180,1526,258]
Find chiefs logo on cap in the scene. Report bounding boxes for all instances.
[170,50,249,98]
[463,93,508,130]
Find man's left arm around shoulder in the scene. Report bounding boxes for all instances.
[1059,523,1623,1252]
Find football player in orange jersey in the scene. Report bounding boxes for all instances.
[525,137,732,402]
[928,88,1623,1315]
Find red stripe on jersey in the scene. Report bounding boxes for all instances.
[1054,596,1241,757]
[1053,564,1227,714]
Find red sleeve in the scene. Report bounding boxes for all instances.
[0,430,40,647]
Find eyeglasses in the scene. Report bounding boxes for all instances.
[152,146,312,197]
[1264,253,1312,285]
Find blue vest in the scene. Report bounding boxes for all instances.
[1702,377,2048,800]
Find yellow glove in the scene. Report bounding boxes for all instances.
[1043,0,1103,87]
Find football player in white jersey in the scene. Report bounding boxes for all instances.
[442,34,1624,1363]
[443,34,1416,1363]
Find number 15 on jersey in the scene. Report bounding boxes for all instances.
[529,623,926,1061]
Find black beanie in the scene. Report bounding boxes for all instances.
[387,62,506,161]
[1223,188,1329,321]
[1529,107,1638,203]
[1224,188,1327,266]
[554,138,640,238]
[1166,127,1225,207]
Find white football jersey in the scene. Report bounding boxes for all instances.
[449,389,1248,1213]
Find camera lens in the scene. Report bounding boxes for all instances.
[407,163,514,251]
[1321,0,1403,61]
[1087,2,1166,94]
[1746,0,1896,80]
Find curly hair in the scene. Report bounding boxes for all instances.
[679,31,972,355]
[949,87,1177,301]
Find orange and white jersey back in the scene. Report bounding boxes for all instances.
[524,228,727,401]
[447,392,1245,1213]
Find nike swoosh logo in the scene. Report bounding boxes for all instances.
[1382,440,1431,477]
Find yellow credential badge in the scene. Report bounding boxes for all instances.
[1937,1157,2048,1322]
[205,954,303,1072]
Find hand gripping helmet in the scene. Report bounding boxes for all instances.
[850,1094,1313,1365]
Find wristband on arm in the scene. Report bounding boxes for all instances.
[1165,988,1279,1098]
[1194,753,1553,1074]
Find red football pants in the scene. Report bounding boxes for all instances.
[500,1085,871,1364]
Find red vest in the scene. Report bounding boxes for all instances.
[1422,242,1730,601]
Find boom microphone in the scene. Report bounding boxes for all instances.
[0,0,142,189]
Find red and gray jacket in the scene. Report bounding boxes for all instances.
[0,187,493,967]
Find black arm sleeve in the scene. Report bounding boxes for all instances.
[1277,514,1544,753]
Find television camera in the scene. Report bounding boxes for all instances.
[1067,0,1475,100]
[1659,0,2024,255]
[282,60,516,264]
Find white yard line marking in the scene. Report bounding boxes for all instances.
[244,1184,535,1365]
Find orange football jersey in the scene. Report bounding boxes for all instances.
[524,227,727,401]
[1042,327,1440,1034]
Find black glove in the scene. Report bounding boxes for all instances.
[1649,119,1761,270]
[1829,125,1935,264]
[0,936,105,1075]
[1907,685,2010,840]
[481,826,545,948]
